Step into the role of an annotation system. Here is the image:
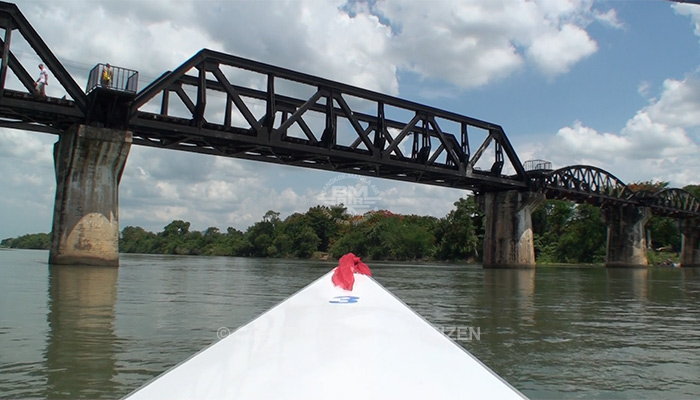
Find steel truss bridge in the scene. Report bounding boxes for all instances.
[0,1,698,220]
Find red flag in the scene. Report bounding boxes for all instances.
[331,253,372,291]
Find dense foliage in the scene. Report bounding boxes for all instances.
[3,183,698,264]
[115,199,483,261]
[532,201,606,264]
[0,232,51,249]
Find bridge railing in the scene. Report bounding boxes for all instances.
[523,159,552,172]
[86,63,138,94]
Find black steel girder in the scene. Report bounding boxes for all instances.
[532,165,636,206]
[636,188,700,218]
[530,165,700,218]
[128,49,529,191]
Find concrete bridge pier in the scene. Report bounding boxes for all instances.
[49,124,131,267]
[680,219,700,267]
[602,205,650,268]
[479,190,545,268]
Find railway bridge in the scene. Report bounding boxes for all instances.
[0,1,697,268]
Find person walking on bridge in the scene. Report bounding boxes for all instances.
[34,63,48,97]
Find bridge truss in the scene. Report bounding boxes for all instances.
[530,165,700,218]
[128,49,528,191]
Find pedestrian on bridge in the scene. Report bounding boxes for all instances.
[34,63,48,97]
[101,63,112,87]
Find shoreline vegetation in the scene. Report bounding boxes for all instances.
[4,182,698,265]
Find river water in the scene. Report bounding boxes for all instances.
[0,249,699,399]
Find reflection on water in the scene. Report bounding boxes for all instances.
[483,268,537,328]
[44,265,119,399]
[606,268,649,300]
[0,251,699,399]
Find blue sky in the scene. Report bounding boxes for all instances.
[2,0,700,239]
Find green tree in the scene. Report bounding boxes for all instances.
[243,211,281,257]
[274,212,322,258]
[434,197,482,261]
[329,229,368,258]
[272,233,293,257]
[226,227,252,256]
[304,205,342,252]
[2,233,51,249]
[198,227,224,255]
[646,216,681,251]
[377,215,436,260]
[151,220,203,255]
[293,226,321,258]
[532,200,606,264]
[533,200,574,263]
[263,210,281,225]
[120,226,156,253]
[329,210,390,259]
[555,204,606,263]
[162,220,191,238]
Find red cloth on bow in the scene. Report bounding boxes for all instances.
[331,253,372,291]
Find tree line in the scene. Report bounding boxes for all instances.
[115,198,483,261]
[3,183,698,264]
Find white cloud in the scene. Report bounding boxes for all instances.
[638,80,652,98]
[18,0,223,84]
[372,0,611,87]
[13,0,616,94]
[380,183,463,217]
[0,131,56,237]
[187,0,398,94]
[645,77,700,128]
[0,129,54,162]
[526,23,597,76]
[554,120,627,162]
[545,74,700,186]
[594,8,624,29]
[673,3,700,38]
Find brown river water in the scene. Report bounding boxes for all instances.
[1,249,699,399]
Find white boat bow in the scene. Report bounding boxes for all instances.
[125,264,527,399]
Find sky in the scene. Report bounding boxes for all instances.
[2,0,700,239]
